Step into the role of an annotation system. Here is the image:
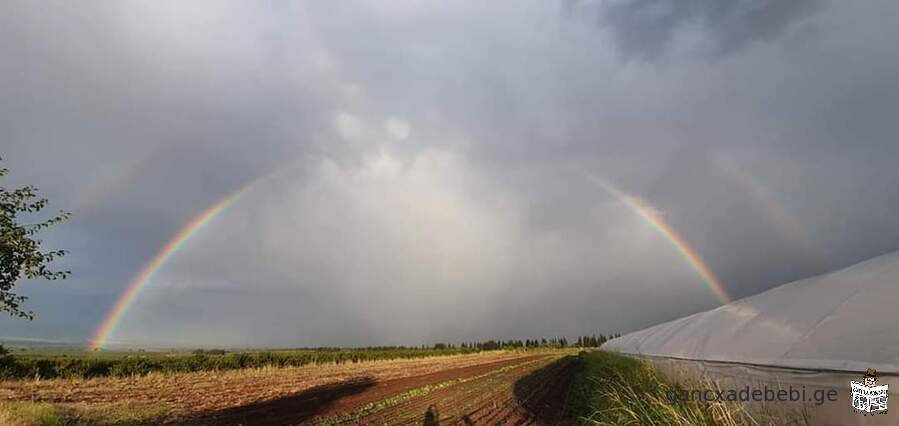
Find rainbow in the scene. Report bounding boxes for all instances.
[582,172,731,304]
[92,165,731,349]
[90,186,254,350]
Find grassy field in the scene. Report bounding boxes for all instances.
[0,347,486,380]
[0,337,594,380]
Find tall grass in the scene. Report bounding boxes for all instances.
[568,351,806,426]
[0,401,175,426]
[0,402,73,426]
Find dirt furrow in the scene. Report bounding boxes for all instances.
[359,356,551,425]
[323,356,548,425]
[454,356,576,426]
[208,354,542,425]
[331,355,576,425]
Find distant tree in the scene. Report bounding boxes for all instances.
[0,343,12,370]
[0,160,70,319]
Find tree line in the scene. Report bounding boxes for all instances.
[432,334,621,351]
[1,333,624,380]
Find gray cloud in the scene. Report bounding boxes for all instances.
[2,0,899,347]
[566,0,824,59]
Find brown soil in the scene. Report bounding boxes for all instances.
[0,351,529,417]
[197,355,547,425]
[319,355,578,426]
[1,351,579,425]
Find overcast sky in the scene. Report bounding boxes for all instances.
[2,0,898,348]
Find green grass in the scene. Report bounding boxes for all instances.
[0,401,196,426]
[2,338,586,380]
[567,351,807,426]
[0,347,487,380]
[0,402,76,426]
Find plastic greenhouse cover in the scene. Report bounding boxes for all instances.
[603,250,899,374]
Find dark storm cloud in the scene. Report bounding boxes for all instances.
[566,0,824,59]
[2,0,899,347]
[0,0,335,338]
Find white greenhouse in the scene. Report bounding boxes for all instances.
[604,250,899,425]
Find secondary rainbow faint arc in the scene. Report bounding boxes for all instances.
[90,185,254,350]
[582,172,732,305]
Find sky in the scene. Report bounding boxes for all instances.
[2,0,899,348]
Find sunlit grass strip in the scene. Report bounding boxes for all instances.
[0,400,173,426]
[320,357,545,425]
[568,351,808,426]
[0,401,71,426]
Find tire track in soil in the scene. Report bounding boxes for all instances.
[358,356,550,425]
[437,358,561,425]
[461,356,576,426]
[493,356,577,425]
[328,355,577,425]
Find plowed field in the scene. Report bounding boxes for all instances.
[1,351,578,425]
